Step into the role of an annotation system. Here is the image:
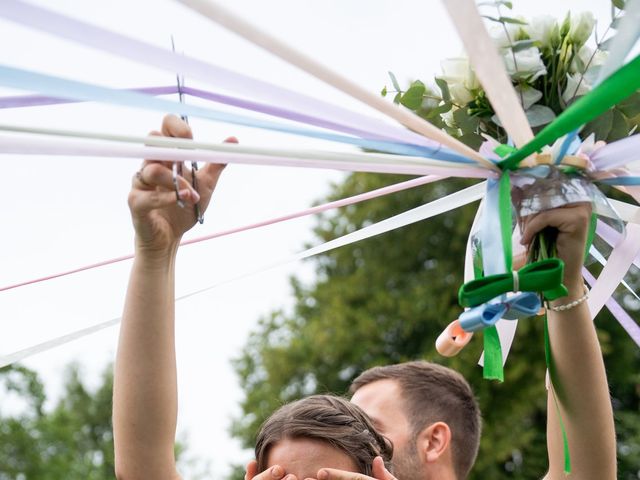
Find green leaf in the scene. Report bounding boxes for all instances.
[388,71,401,92]
[454,107,480,133]
[618,92,640,118]
[400,81,426,110]
[500,16,528,25]
[608,108,631,141]
[612,0,626,9]
[435,77,451,102]
[425,102,452,119]
[511,39,536,52]
[477,0,513,8]
[393,92,402,104]
[582,108,614,141]
[458,132,485,150]
[381,86,388,97]
[524,105,557,127]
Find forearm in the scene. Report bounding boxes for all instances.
[545,282,616,479]
[113,246,181,480]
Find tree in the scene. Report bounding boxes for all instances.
[0,363,190,480]
[230,172,640,479]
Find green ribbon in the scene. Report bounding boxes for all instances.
[544,315,572,474]
[459,258,568,308]
[499,54,640,171]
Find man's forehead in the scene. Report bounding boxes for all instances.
[351,378,403,412]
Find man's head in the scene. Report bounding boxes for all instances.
[255,394,393,479]
[350,361,481,480]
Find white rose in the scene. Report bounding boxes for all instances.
[571,45,608,73]
[568,12,595,45]
[439,57,479,105]
[503,46,547,81]
[562,73,591,104]
[490,22,524,48]
[525,15,559,49]
[442,108,456,128]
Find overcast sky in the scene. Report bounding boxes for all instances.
[0,0,613,477]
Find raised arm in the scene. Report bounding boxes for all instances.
[113,114,228,480]
[520,204,616,480]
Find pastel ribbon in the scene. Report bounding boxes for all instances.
[459,292,541,332]
[0,0,445,152]
[459,259,567,308]
[0,182,485,367]
[0,64,468,161]
[176,0,497,170]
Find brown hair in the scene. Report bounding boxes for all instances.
[255,394,393,475]
[350,361,481,479]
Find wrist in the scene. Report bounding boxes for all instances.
[134,239,180,270]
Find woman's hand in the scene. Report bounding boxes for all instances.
[128,114,234,256]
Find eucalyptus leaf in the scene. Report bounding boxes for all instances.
[524,105,556,127]
[400,82,426,110]
[582,109,614,141]
[381,86,388,97]
[612,0,626,9]
[499,16,528,25]
[388,71,401,92]
[618,92,640,118]
[393,92,402,104]
[459,132,486,150]
[454,107,480,133]
[511,39,536,52]
[609,109,631,141]
[426,102,452,119]
[477,0,513,7]
[599,36,615,51]
[435,77,451,102]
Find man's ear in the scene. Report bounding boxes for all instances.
[416,421,452,463]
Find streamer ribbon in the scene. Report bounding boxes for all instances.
[459,292,541,332]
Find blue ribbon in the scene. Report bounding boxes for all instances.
[459,292,541,332]
[598,176,640,186]
[0,64,477,163]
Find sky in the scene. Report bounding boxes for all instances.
[0,0,614,477]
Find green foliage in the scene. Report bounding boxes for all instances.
[0,363,189,480]
[231,173,640,479]
[0,364,116,479]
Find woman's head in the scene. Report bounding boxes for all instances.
[255,395,393,478]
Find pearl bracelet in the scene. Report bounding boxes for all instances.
[545,284,589,312]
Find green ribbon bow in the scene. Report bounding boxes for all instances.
[459,258,568,308]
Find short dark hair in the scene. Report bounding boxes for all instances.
[255,394,393,475]
[350,361,481,479]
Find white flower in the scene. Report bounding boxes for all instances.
[568,12,595,45]
[525,15,559,49]
[562,73,591,104]
[571,45,608,73]
[502,46,547,81]
[439,57,479,105]
[442,108,456,128]
[490,22,525,48]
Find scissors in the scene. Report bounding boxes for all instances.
[171,36,203,223]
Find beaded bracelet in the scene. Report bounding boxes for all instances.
[545,284,589,312]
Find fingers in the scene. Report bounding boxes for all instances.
[317,458,396,480]
[519,203,591,246]
[245,463,289,480]
[371,457,397,480]
[161,114,193,139]
[134,162,198,198]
